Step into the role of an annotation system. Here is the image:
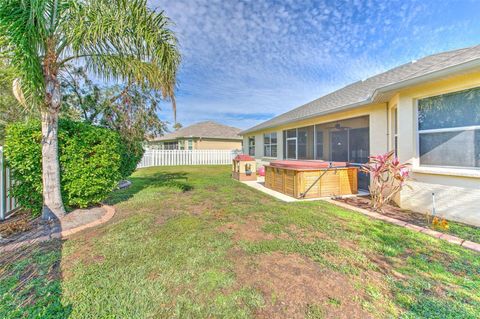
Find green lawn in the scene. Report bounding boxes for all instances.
[1,166,479,318]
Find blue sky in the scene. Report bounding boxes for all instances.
[148,0,480,130]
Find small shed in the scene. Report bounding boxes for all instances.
[232,154,257,181]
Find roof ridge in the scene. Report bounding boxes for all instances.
[405,45,480,79]
[154,120,242,141]
[241,45,480,134]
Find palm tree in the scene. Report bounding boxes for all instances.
[0,0,180,220]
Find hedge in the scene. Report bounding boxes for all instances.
[3,119,139,215]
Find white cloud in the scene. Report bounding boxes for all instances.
[149,0,480,129]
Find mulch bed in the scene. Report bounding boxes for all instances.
[336,196,448,229]
[0,206,108,250]
[0,210,60,246]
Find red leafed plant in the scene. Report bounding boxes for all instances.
[362,151,411,212]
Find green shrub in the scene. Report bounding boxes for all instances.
[118,138,144,179]
[4,119,123,215]
[3,121,43,214]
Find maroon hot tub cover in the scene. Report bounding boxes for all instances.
[269,160,349,169]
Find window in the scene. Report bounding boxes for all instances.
[248,137,255,156]
[263,132,277,157]
[163,141,178,150]
[418,87,480,168]
[283,126,314,160]
[393,107,398,156]
[188,139,193,150]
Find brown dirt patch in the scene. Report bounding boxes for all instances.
[191,201,215,215]
[218,219,274,242]
[147,271,160,281]
[231,249,370,319]
[284,224,330,243]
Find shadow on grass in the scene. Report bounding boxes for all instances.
[106,171,193,206]
[0,239,71,318]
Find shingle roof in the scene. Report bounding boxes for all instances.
[154,121,242,141]
[241,45,480,134]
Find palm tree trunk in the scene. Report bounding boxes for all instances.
[41,109,65,220]
[41,46,65,220]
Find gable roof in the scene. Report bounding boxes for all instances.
[241,45,480,134]
[154,121,242,141]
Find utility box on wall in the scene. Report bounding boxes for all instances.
[232,154,257,181]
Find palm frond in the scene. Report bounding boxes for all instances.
[63,0,180,117]
[0,0,56,108]
[0,0,180,115]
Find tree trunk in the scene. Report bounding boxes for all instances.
[41,110,65,220]
[41,39,65,220]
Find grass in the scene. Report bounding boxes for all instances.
[440,220,480,243]
[1,165,479,318]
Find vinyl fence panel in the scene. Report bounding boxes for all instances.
[137,149,238,168]
[0,146,18,220]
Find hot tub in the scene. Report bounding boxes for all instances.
[264,160,358,199]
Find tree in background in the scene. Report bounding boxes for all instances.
[0,0,180,220]
[61,66,168,141]
[173,122,183,131]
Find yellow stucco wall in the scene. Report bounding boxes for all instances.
[244,69,480,225]
[194,139,242,150]
[149,138,242,150]
[394,70,480,226]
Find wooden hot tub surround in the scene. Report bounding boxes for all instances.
[264,161,358,199]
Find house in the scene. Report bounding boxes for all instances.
[150,121,243,150]
[240,45,480,226]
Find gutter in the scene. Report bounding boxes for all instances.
[240,58,480,135]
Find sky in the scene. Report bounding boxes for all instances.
[148,0,480,130]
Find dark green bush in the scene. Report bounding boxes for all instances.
[3,122,43,214]
[4,119,123,215]
[118,138,144,179]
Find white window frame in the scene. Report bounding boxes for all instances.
[248,136,255,156]
[392,106,398,157]
[415,91,480,171]
[263,132,277,158]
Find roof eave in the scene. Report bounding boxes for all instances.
[151,136,243,142]
[240,58,480,135]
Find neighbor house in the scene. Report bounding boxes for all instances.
[150,121,243,150]
[241,46,480,226]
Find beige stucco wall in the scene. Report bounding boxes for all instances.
[194,139,242,150]
[148,138,242,150]
[394,71,480,226]
[243,69,480,226]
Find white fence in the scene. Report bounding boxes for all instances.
[137,149,238,168]
[0,146,18,220]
